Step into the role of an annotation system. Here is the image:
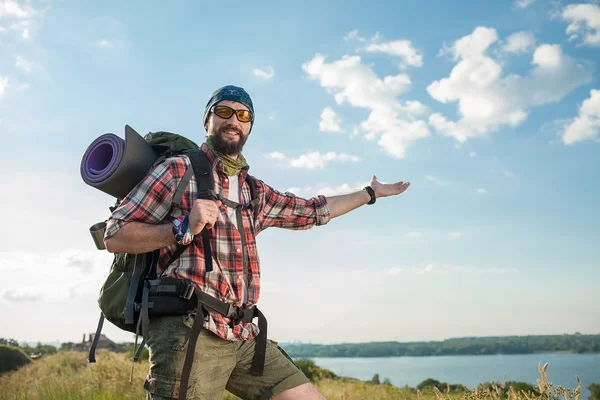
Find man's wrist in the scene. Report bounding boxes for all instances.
[172,215,194,246]
[363,186,376,205]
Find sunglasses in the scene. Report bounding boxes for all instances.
[211,105,254,123]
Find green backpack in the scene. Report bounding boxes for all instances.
[88,130,261,363]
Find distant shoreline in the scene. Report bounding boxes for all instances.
[279,334,600,359]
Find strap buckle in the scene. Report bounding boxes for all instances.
[197,189,220,201]
[181,284,195,300]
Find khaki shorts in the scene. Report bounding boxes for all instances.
[143,314,309,400]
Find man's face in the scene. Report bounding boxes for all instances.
[205,100,252,156]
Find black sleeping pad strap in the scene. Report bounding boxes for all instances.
[252,308,268,376]
[126,253,145,324]
[178,287,206,400]
[201,230,212,272]
[141,281,151,344]
[133,336,146,362]
[87,313,104,363]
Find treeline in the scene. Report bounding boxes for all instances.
[0,338,57,357]
[281,334,600,358]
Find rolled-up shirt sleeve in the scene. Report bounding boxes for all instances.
[104,159,179,240]
[254,179,331,233]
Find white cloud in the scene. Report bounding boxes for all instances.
[406,231,424,239]
[425,175,450,185]
[96,39,115,48]
[0,76,8,98]
[0,0,35,39]
[0,250,113,303]
[0,0,31,18]
[16,82,30,91]
[515,0,535,8]
[427,27,593,143]
[469,152,477,157]
[562,3,600,47]
[502,31,536,53]
[253,66,274,80]
[264,151,361,170]
[319,107,342,132]
[344,30,366,42]
[365,40,424,68]
[14,55,32,72]
[264,151,286,161]
[447,231,462,239]
[562,89,600,144]
[303,53,430,158]
[389,264,518,275]
[477,188,487,194]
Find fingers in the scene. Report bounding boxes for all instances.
[189,199,221,234]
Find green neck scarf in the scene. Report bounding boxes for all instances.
[205,137,248,176]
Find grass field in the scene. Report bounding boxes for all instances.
[0,350,586,400]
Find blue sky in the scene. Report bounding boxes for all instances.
[0,0,599,345]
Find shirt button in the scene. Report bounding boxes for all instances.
[224,178,229,182]
[236,248,241,253]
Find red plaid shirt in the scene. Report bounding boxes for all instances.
[105,143,331,341]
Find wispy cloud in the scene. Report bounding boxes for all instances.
[406,231,424,239]
[447,231,462,239]
[561,88,600,144]
[427,27,593,143]
[388,264,518,276]
[0,76,8,99]
[0,0,31,17]
[96,39,116,48]
[515,0,535,9]
[477,188,487,194]
[0,0,36,39]
[14,55,32,72]
[469,152,477,158]
[319,107,342,132]
[264,151,360,170]
[2,289,41,302]
[425,175,450,185]
[0,250,114,303]
[364,39,424,68]
[253,66,275,80]
[502,31,536,53]
[562,3,600,47]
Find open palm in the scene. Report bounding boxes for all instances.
[370,175,410,199]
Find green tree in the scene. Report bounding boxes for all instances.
[0,338,19,347]
[589,383,600,400]
[371,373,380,385]
[0,345,31,375]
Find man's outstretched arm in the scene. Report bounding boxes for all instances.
[327,175,411,219]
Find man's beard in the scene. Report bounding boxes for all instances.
[211,125,248,155]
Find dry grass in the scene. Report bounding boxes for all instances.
[0,351,583,400]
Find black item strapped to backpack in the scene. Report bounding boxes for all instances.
[88,146,267,400]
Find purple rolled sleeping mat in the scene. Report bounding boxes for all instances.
[80,125,158,200]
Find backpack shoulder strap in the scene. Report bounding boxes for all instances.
[185,150,216,273]
[173,165,194,207]
[244,175,260,222]
[187,150,218,200]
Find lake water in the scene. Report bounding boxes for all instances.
[311,354,600,398]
